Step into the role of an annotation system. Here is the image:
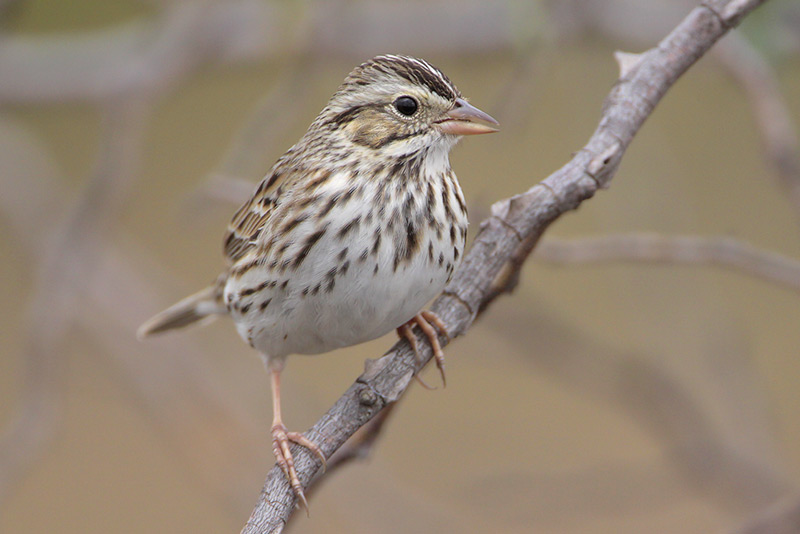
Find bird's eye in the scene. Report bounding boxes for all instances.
[393,96,418,116]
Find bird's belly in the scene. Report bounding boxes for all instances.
[291,255,446,354]
[227,216,464,358]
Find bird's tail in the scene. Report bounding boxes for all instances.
[137,277,227,339]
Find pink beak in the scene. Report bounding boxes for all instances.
[435,98,499,136]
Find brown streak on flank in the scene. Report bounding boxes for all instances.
[306,169,333,190]
[337,215,362,239]
[297,194,320,209]
[370,228,382,256]
[293,223,330,268]
[239,279,270,298]
[229,257,261,278]
[279,213,310,235]
[260,298,272,311]
[404,222,420,261]
[318,194,340,218]
[340,186,358,204]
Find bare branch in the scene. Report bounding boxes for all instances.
[240,1,772,531]
[535,234,800,292]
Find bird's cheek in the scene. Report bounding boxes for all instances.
[348,122,393,149]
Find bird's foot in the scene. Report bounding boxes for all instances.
[271,423,326,512]
[396,310,450,387]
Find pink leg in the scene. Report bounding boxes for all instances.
[269,364,326,512]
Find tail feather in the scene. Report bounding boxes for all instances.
[137,284,227,340]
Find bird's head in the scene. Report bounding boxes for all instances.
[318,55,498,158]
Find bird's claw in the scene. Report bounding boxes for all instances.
[271,423,326,513]
[397,311,449,387]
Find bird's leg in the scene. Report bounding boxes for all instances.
[268,361,326,512]
[396,310,450,387]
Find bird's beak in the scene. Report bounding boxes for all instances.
[435,98,499,136]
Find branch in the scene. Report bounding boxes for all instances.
[535,233,800,292]
[241,1,770,531]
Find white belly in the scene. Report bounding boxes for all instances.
[225,178,466,359]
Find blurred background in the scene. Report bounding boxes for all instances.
[2,0,800,532]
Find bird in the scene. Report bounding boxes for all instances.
[138,54,498,508]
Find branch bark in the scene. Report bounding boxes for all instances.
[241,1,771,531]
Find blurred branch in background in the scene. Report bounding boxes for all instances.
[715,33,800,217]
[0,0,277,103]
[481,301,793,524]
[0,100,150,502]
[547,0,800,218]
[536,234,800,293]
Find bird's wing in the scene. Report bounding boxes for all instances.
[222,160,327,265]
[221,159,292,264]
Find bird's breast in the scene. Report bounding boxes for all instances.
[225,164,467,358]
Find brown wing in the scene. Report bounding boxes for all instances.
[223,168,286,264]
[222,153,330,265]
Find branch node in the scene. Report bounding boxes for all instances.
[586,142,624,189]
[489,215,524,242]
[537,180,565,206]
[357,385,379,407]
[439,289,476,319]
[614,51,644,78]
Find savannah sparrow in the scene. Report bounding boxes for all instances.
[138,55,498,507]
